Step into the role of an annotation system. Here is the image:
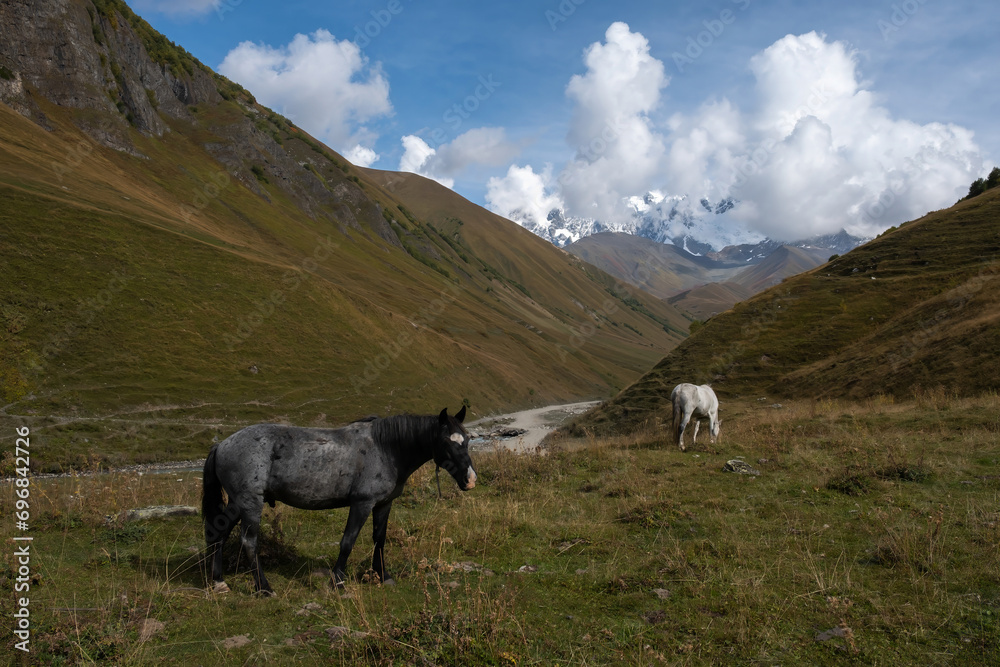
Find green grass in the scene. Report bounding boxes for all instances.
[3,395,998,664]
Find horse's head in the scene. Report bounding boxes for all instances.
[435,407,477,491]
[710,419,721,443]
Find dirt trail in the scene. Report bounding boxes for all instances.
[467,400,600,452]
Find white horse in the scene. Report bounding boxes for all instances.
[671,383,720,451]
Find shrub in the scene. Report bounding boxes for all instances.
[967,178,987,199]
[987,166,1000,190]
[965,167,1000,199]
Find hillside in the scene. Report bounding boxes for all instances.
[730,244,829,293]
[563,187,1000,435]
[666,281,753,321]
[0,0,687,469]
[565,232,835,319]
[564,232,742,300]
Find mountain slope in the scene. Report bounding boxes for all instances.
[564,232,743,301]
[563,187,1000,436]
[666,282,753,321]
[565,232,838,319]
[0,0,688,467]
[729,245,829,293]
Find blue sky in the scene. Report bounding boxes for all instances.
[133,0,999,240]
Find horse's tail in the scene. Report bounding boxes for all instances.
[202,444,226,544]
[671,394,682,444]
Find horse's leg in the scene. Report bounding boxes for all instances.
[692,419,701,445]
[237,498,273,595]
[207,502,239,590]
[333,500,375,586]
[371,501,394,585]
[678,409,692,451]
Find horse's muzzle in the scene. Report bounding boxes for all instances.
[464,466,477,490]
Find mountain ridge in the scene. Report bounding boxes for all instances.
[507,190,867,258]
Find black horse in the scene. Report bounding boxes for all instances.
[202,407,476,594]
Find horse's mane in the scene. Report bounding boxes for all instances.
[369,414,438,448]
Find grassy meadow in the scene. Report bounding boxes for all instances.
[2,392,998,665]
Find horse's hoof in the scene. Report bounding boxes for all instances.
[256,589,276,598]
[211,581,230,594]
[381,577,396,587]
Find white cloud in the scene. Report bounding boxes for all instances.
[398,128,520,189]
[428,128,520,176]
[728,31,983,239]
[345,145,380,168]
[133,0,222,17]
[492,27,984,242]
[486,165,564,227]
[560,22,669,221]
[398,136,454,189]
[218,30,392,155]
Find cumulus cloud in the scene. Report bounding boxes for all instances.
[560,22,669,220]
[398,136,454,189]
[486,165,565,226]
[219,30,392,154]
[726,32,983,239]
[344,145,380,168]
[398,128,519,189]
[430,128,520,175]
[488,26,984,242]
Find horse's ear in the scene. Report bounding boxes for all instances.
[455,406,466,423]
[438,408,448,424]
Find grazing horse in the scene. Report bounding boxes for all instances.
[671,384,720,451]
[202,407,476,594]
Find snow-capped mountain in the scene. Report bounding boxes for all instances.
[505,190,866,260]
